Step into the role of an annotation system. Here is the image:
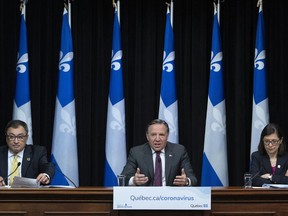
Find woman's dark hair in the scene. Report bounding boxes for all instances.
[258,123,286,155]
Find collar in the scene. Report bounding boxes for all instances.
[151,148,165,154]
[8,148,24,159]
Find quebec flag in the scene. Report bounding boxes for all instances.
[51,7,79,187]
[250,1,269,156]
[13,3,33,144]
[158,5,178,143]
[104,1,127,186]
[201,3,228,186]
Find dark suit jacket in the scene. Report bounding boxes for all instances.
[121,142,197,186]
[0,145,55,185]
[251,151,288,186]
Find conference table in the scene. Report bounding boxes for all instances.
[0,186,287,215]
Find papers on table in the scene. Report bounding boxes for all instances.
[42,185,76,188]
[2,177,75,189]
[11,176,40,188]
[262,184,288,188]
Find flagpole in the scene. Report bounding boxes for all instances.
[68,0,71,27]
[201,1,228,186]
[158,3,178,143]
[117,0,120,24]
[170,0,173,27]
[20,0,27,18]
[51,6,79,187]
[250,0,269,158]
[217,0,220,24]
[104,0,127,186]
[14,0,33,144]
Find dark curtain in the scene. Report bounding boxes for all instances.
[0,0,288,186]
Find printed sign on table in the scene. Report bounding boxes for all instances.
[113,186,211,210]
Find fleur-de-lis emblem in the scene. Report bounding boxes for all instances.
[210,51,222,72]
[110,106,125,133]
[59,109,76,136]
[211,106,226,134]
[59,51,73,72]
[162,51,175,72]
[16,53,28,73]
[111,50,122,71]
[254,48,265,70]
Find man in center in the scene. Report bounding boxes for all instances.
[121,119,197,186]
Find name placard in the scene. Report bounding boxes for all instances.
[113,186,211,210]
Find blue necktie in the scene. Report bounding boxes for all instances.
[153,151,162,186]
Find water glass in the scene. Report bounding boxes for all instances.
[117,175,126,186]
[244,173,252,188]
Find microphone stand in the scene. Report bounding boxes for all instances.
[0,162,21,185]
[53,163,77,188]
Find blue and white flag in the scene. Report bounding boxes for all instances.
[158,4,178,143]
[104,1,127,186]
[201,3,228,186]
[250,1,269,156]
[50,7,79,187]
[13,3,33,144]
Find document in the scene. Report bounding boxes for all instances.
[11,176,40,188]
[42,185,75,188]
[262,184,288,188]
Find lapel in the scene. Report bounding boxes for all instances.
[262,154,287,174]
[275,155,287,174]
[262,155,272,173]
[0,146,9,179]
[143,144,154,179]
[22,145,32,176]
[164,143,173,183]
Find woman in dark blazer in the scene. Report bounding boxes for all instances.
[251,123,288,186]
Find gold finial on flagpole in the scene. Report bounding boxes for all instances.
[64,0,74,9]
[112,0,117,8]
[213,1,217,12]
[20,0,27,11]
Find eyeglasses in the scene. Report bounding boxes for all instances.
[263,139,280,146]
[6,134,27,141]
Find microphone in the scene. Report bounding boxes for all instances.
[52,163,77,188]
[251,164,263,180]
[0,162,21,184]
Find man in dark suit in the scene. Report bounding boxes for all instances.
[121,119,197,186]
[0,120,55,186]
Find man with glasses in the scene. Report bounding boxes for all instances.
[0,120,55,186]
[251,123,288,186]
